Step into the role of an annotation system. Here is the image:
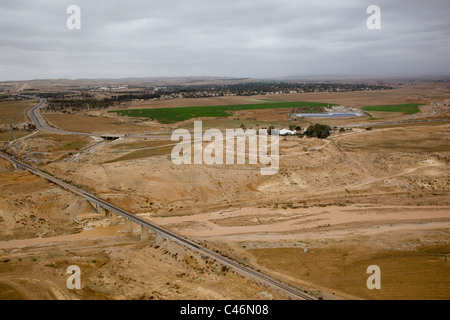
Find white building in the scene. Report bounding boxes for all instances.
[278,129,297,136]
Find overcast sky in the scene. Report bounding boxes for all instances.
[0,0,449,81]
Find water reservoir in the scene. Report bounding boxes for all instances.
[296,112,363,118]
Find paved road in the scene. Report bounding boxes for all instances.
[0,150,316,300]
[25,96,102,137]
[16,95,448,299]
[339,118,450,128]
[23,95,450,137]
[23,95,173,139]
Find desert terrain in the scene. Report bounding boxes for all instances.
[0,80,449,300]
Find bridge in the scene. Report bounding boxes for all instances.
[86,197,166,244]
[99,134,123,141]
[0,150,316,300]
[0,151,168,245]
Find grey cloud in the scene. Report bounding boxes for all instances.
[0,0,449,80]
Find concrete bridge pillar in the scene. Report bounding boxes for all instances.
[88,201,101,214]
[124,219,133,233]
[140,226,150,241]
[110,211,118,226]
[155,232,166,246]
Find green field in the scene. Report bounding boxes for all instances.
[110,101,335,124]
[362,103,423,115]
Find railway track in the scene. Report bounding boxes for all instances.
[0,151,317,300]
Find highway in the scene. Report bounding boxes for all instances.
[10,94,448,300]
[25,96,107,137]
[23,95,173,139]
[18,96,320,299]
[27,98,49,130]
[0,150,316,300]
[23,96,450,138]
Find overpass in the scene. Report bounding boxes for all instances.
[100,134,123,141]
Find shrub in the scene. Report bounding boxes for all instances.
[305,124,331,139]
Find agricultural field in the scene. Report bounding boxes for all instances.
[362,103,423,115]
[110,101,334,124]
[42,113,160,134]
[0,100,35,125]
[1,80,449,300]
[0,131,31,142]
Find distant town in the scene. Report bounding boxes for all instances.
[1,81,394,112]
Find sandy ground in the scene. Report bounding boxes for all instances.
[0,159,283,300]
[7,122,446,299]
[1,83,449,300]
[0,234,283,300]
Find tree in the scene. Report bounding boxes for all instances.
[339,128,346,133]
[305,124,331,139]
[267,125,275,135]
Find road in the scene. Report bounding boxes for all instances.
[16,95,448,300]
[25,96,109,137]
[23,95,450,138]
[339,118,450,128]
[23,95,173,139]
[0,150,316,300]
[19,96,318,299]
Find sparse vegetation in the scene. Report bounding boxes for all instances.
[1,79,448,301]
